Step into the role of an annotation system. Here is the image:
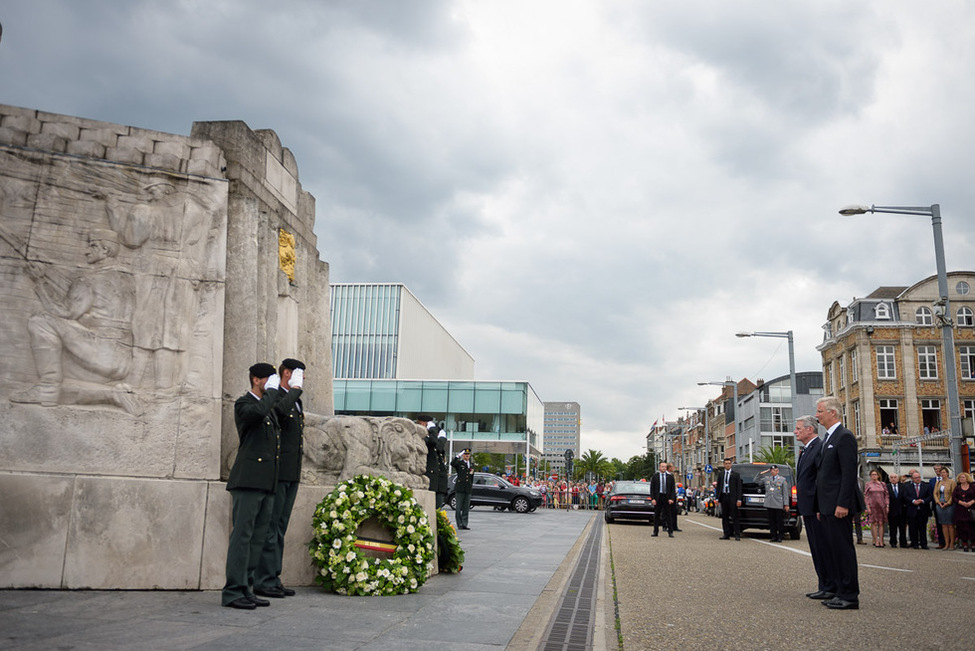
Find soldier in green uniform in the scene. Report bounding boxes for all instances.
[222,363,281,610]
[254,358,306,598]
[451,448,475,530]
[419,415,448,508]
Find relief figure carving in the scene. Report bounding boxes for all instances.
[10,228,141,415]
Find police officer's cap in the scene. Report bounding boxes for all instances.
[249,362,276,378]
[281,358,306,371]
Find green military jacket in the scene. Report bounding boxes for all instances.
[227,388,281,492]
[274,387,304,483]
[451,456,475,493]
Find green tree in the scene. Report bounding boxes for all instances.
[576,449,612,480]
[754,445,795,468]
[623,451,658,480]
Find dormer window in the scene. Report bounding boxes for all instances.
[875,303,891,320]
[916,306,933,325]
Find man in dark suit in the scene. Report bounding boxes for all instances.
[794,415,835,600]
[886,472,908,548]
[717,457,742,540]
[222,363,281,610]
[451,448,475,529]
[905,469,933,549]
[254,358,306,599]
[651,462,676,537]
[815,396,863,610]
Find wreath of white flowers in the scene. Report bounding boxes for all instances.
[308,474,435,596]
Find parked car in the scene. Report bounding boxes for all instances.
[733,463,803,540]
[603,480,655,524]
[446,472,542,513]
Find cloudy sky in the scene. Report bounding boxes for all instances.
[3,1,974,461]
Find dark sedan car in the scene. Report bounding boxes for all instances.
[446,472,543,513]
[604,480,655,524]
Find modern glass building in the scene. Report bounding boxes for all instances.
[331,283,474,380]
[333,379,544,458]
[736,371,824,460]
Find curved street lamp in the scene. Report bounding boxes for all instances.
[839,203,963,472]
[736,330,799,463]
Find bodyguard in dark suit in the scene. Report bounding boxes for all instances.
[450,448,475,529]
[717,458,743,540]
[222,363,281,610]
[794,416,835,599]
[255,358,306,598]
[814,397,863,610]
[905,469,933,549]
[650,462,676,537]
[886,473,908,548]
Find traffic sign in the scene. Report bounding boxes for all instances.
[705,464,713,473]
[686,473,693,480]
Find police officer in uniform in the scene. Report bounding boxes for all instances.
[254,358,306,598]
[763,465,790,542]
[451,448,475,529]
[222,363,281,610]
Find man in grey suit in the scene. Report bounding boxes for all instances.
[815,396,863,610]
[794,415,834,600]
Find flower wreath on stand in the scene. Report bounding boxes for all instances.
[308,474,435,596]
[436,510,465,573]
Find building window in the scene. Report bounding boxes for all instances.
[839,356,846,388]
[853,400,860,438]
[917,345,939,379]
[915,307,933,325]
[875,303,891,320]
[850,349,858,382]
[876,345,896,380]
[921,399,942,433]
[957,281,971,296]
[760,406,793,433]
[964,399,975,421]
[958,307,974,327]
[879,399,899,434]
[962,347,975,380]
[824,362,831,393]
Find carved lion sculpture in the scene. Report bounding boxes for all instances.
[302,414,427,490]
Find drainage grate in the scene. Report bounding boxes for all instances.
[540,519,602,651]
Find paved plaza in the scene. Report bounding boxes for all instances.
[3,508,975,650]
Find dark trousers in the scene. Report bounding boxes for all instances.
[719,495,740,537]
[223,488,275,605]
[907,513,929,548]
[803,514,835,593]
[654,500,673,534]
[455,490,472,528]
[820,513,859,602]
[767,508,785,540]
[256,480,298,590]
[888,513,907,547]
[671,502,680,530]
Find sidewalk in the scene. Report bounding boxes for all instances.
[1,509,602,650]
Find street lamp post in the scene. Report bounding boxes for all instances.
[699,378,738,461]
[736,331,799,463]
[839,204,963,472]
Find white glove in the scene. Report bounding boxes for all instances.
[264,374,280,391]
[290,368,304,389]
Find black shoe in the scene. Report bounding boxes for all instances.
[824,598,859,610]
[719,536,730,540]
[668,532,674,538]
[735,536,741,541]
[279,586,296,597]
[674,528,682,532]
[920,546,929,550]
[247,595,270,607]
[226,597,257,610]
[254,587,286,598]
[806,591,835,600]
[651,532,659,537]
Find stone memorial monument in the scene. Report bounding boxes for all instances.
[0,104,433,590]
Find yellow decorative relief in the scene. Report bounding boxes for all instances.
[279,229,296,283]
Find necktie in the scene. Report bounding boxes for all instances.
[893,486,898,498]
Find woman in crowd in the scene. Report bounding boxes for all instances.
[934,466,957,550]
[953,473,975,552]
[863,469,889,547]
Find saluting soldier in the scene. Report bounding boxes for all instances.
[451,448,475,530]
[254,358,306,599]
[763,465,791,543]
[222,363,281,610]
[419,415,448,508]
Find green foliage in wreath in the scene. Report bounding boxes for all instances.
[436,509,465,573]
[308,474,435,595]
